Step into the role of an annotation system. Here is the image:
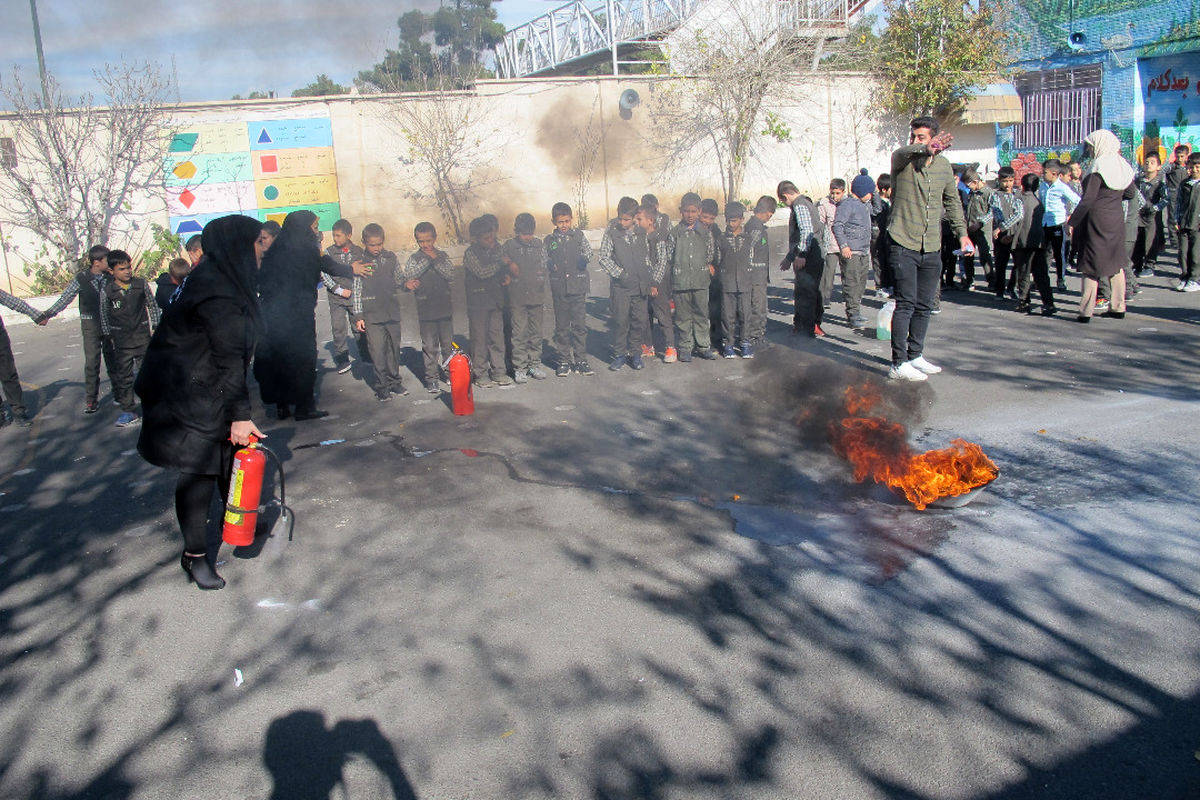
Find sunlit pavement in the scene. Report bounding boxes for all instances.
[2,264,1199,799]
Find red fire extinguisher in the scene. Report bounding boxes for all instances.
[223,435,286,546]
[447,342,474,416]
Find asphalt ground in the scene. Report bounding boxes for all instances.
[2,256,1199,800]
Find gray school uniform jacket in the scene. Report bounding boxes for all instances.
[352,250,404,323]
[716,227,754,292]
[545,228,592,297]
[832,197,872,253]
[403,249,455,321]
[322,243,362,295]
[503,237,548,307]
[745,216,770,278]
[670,221,714,291]
[598,223,653,294]
[463,243,507,311]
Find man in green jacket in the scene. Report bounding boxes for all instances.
[887,116,973,382]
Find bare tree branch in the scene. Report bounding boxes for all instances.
[0,62,174,292]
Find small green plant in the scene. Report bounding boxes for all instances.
[761,112,792,143]
[137,223,183,280]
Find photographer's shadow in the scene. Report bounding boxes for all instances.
[263,710,417,800]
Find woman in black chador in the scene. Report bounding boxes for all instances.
[135,214,266,590]
[254,210,358,419]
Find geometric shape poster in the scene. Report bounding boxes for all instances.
[164,117,342,236]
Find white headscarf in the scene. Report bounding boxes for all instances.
[1083,129,1135,190]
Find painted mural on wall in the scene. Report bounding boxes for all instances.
[997,0,1200,176]
[163,118,342,237]
[1139,53,1199,165]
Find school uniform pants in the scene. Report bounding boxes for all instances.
[1179,230,1199,283]
[80,316,118,404]
[326,292,356,362]
[1131,223,1164,271]
[820,253,839,304]
[0,318,26,416]
[708,274,724,345]
[720,289,751,344]
[873,233,894,289]
[1013,246,1054,308]
[839,252,870,321]
[467,304,506,379]
[419,317,453,384]
[889,245,940,365]
[509,302,543,371]
[672,288,710,352]
[551,286,588,362]
[112,344,144,413]
[649,277,675,350]
[1042,225,1067,281]
[965,229,992,282]
[748,273,768,342]
[1080,272,1126,317]
[365,319,404,393]
[991,238,1013,296]
[791,259,824,332]
[611,285,648,356]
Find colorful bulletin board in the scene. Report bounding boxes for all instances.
[164,118,342,237]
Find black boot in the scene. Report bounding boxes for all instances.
[276,404,291,420]
[181,552,225,590]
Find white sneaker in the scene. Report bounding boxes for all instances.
[1176,281,1188,291]
[888,362,928,381]
[1184,281,1200,292]
[909,356,942,374]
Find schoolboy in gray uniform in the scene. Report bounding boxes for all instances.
[745,196,776,348]
[0,289,42,427]
[598,197,653,371]
[716,202,755,358]
[833,173,874,328]
[640,193,673,360]
[545,202,594,376]
[352,223,408,401]
[463,215,512,387]
[403,221,456,393]
[322,219,364,373]
[502,213,549,383]
[670,192,716,361]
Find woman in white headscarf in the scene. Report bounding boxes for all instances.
[1068,129,1137,321]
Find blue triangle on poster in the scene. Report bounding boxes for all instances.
[175,220,203,235]
[257,128,273,144]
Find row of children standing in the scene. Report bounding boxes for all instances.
[315,191,784,399]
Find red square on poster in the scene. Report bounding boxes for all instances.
[260,154,278,173]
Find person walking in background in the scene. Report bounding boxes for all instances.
[833,173,874,329]
[136,215,266,591]
[886,116,972,381]
[1070,129,1138,322]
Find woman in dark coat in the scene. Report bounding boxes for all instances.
[136,214,266,590]
[1070,129,1137,322]
[253,210,358,420]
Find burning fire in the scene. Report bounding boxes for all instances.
[830,385,998,510]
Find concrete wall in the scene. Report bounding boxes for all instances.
[3,72,976,296]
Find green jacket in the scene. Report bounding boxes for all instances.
[669,221,714,291]
[889,144,967,252]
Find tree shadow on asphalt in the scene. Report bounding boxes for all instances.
[3,308,1199,798]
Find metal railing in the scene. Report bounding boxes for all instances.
[494,0,864,78]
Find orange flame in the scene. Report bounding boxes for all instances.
[830,385,998,510]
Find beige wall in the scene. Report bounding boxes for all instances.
[2,73,997,295]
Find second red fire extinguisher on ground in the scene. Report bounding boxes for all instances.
[447,342,474,416]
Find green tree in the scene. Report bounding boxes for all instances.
[357,0,505,91]
[292,74,349,97]
[875,0,1014,120]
